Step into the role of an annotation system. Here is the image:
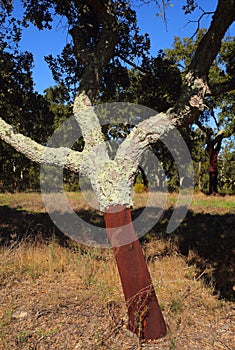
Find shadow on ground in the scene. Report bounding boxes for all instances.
[138,206,235,301]
[0,204,234,300]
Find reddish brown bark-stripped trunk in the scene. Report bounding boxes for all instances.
[104,205,167,341]
[206,139,222,195]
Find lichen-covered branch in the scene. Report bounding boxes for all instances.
[0,116,83,173]
[116,112,174,165]
[73,92,105,152]
[115,111,175,187]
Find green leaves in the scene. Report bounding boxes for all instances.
[0,46,56,191]
[182,0,198,14]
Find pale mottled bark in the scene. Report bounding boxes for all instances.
[73,92,105,151]
[72,92,131,209]
[0,116,83,172]
[116,112,175,164]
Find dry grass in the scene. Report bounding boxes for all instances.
[0,192,234,349]
[0,239,234,350]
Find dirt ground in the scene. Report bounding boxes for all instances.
[0,241,234,350]
[0,192,234,349]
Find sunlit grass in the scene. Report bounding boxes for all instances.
[0,191,234,214]
[0,192,234,349]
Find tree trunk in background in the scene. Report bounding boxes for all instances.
[198,160,202,191]
[104,205,167,341]
[206,139,222,195]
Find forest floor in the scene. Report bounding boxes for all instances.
[0,192,234,350]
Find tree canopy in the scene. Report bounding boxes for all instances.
[0,0,235,196]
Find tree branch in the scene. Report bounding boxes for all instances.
[117,54,147,74]
[116,111,175,171]
[185,8,215,39]
[195,120,232,141]
[73,92,106,152]
[188,0,235,78]
[210,77,235,96]
[195,120,212,135]
[0,116,83,173]
[169,0,235,127]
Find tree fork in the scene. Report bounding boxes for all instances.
[104,205,167,341]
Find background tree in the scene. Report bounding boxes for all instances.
[219,140,235,193]
[0,22,55,191]
[165,30,235,194]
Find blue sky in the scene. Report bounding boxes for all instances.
[12,0,234,93]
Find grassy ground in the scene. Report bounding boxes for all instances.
[0,192,234,349]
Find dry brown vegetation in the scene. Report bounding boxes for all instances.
[0,192,234,349]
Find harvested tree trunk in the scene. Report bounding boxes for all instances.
[104,205,167,341]
[206,138,222,195]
